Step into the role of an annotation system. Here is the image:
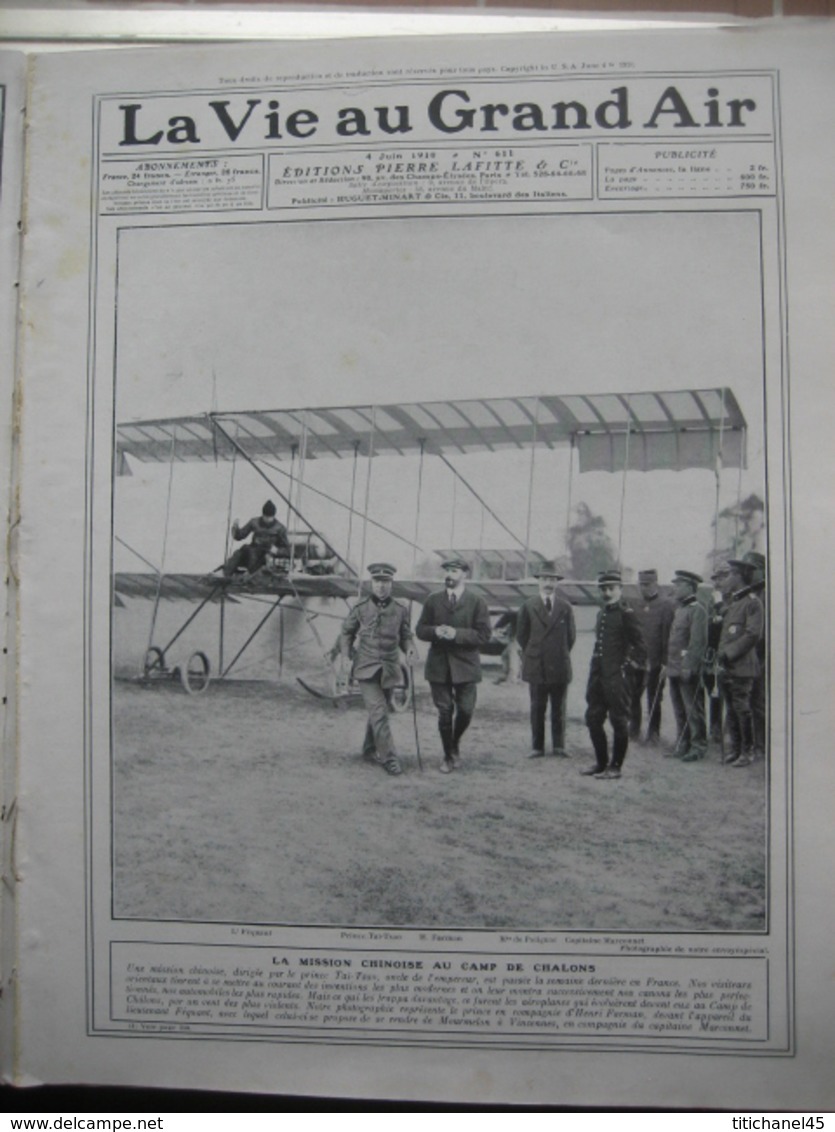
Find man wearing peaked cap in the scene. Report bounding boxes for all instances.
[629,568,675,747]
[665,570,708,762]
[368,562,396,580]
[516,561,576,759]
[741,550,767,759]
[416,555,492,774]
[581,570,647,781]
[339,563,418,777]
[714,558,764,768]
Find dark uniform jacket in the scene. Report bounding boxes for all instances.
[588,601,647,688]
[415,588,492,685]
[340,595,413,688]
[633,592,675,670]
[516,594,576,686]
[718,589,764,678]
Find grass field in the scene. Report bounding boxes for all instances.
[112,642,767,933]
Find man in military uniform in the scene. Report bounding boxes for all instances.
[581,570,647,781]
[223,499,290,577]
[742,550,767,759]
[704,572,727,750]
[664,569,709,762]
[714,559,764,768]
[516,561,576,758]
[629,568,675,746]
[339,563,418,777]
[415,557,492,774]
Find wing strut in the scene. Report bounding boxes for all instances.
[523,397,540,578]
[564,435,576,565]
[713,387,726,562]
[346,440,360,569]
[410,439,425,578]
[616,397,633,565]
[220,425,240,674]
[435,451,527,554]
[146,427,178,659]
[356,406,377,594]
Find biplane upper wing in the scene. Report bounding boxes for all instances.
[116,388,747,474]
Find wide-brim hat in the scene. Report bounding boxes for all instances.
[441,556,470,572]
[534,560,564,579]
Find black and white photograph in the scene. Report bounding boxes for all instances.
[111,211,768,932]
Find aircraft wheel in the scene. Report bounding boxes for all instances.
[143,646,165,678]
[390,664,412,713]
[180,650,211,695]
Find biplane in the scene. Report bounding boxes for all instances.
[113,387,748,700]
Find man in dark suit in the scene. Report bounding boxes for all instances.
[516,561,576,759]
[415,557,492,774]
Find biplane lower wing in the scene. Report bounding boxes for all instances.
[113,571,644,608]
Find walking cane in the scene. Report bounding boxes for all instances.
[642,674,666,744]
[409,662,423,773]
[701,647,727,762]
[671,672,708,758]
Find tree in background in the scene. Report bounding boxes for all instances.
[567,502,619,581]
[706,493,765,575]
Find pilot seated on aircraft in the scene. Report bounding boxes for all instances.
[223,499,291,577]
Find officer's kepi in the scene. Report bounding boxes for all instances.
[368,562,396,580]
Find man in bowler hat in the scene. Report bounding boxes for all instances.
[415,557,492,774]
[516,561,576,758]
[339,563,418,776]
[581,570,647,780]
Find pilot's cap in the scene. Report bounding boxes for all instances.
[441,557,470,573]
[368,562,396,580]
[262,500,277,517]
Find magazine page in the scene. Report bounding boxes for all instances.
[8,25,835,1105]
[0,47,25,1077]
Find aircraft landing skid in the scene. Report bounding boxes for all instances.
[296,665,412,713]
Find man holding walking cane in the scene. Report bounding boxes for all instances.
[339,563,419,777]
